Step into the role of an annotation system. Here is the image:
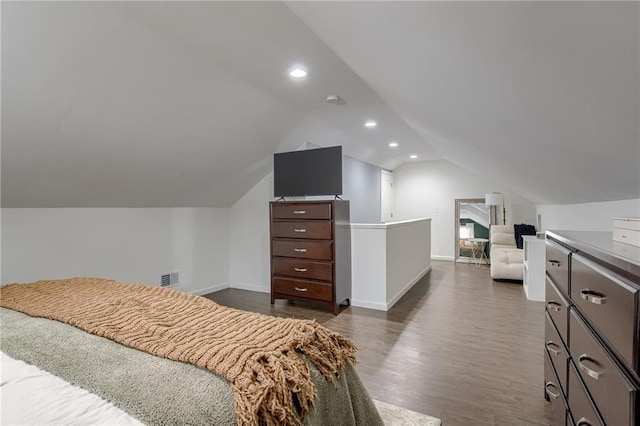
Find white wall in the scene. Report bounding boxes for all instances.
[386,219,431,307]
[1,152,383,297]
[1,208,230,295]
[229,173,273,293]
[537,198,640,232]
[341,155,381,223]
[350,226,387,309]
[393,160,537,260]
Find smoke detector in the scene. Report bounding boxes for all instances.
[326,95,345,105]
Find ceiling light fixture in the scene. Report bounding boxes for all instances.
[326,95,345,105]
[364,120,377,128]
[410,154,418,159]
[288,67,307,78]
[388,142,398,148]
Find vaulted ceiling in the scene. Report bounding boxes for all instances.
[2,1,638,207]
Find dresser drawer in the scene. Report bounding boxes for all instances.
[272,277,332,302]
[546,240,571,296]
[569,309,638,426]
[613,227,640,247]
[546,276,570,345]
[545,311,569,396]
[614,217,640,232]
[271,221,332,240]
[568,362,604,426]
[272,258,332,281]
[544,351,568,426]
[272,239,332,260]
[271,203,332,220]
[571,254,639,374]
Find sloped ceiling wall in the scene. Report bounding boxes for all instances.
[1,1,434,207]
[288,1,640,205]
[2,1,638,207]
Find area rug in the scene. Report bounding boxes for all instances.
[373,399,442,426]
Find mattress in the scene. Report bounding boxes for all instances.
[1,351,143,425]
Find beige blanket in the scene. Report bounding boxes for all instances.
[0,277,357,426]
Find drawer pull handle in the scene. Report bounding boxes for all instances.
[576,418,593,426]
[293,210,306,214]
[294,287,308,292]
[545,341,561,356]
[547,260,561,267]
[294,229,307,233]
[544,382,559,400]
[294,268,308,272]
[294,248,307,253]
[580,289,607,305]
[546,301,561,312]
[578,354,601,380]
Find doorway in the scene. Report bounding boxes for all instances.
[455,198,496,263]
[381,170,393,223]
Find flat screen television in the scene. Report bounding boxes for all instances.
[273,146,342,197]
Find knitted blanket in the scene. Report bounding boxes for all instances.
[0,277,357,426]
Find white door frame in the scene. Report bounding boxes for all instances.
[380,170,394,223]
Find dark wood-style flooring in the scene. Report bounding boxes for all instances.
[204,260,554,425]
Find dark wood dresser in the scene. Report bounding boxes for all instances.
[269,200,351,315]
[544,230,640,425]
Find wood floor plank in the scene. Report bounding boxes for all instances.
[204,260,554,425]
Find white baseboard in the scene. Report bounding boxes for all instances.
[350,299,388,311]
[386,264,433,310]
[191,282,229,296]
[431,255,454,261]
[230,283,270,294]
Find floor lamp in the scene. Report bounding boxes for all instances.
[485,192,505,225]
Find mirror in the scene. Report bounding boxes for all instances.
[455,198,496,263]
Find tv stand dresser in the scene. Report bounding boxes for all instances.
[544,230,639,425]
[269,200,351,315]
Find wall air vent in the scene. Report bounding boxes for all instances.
[161,271,179,287]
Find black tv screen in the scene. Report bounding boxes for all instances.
[273,146,342,197]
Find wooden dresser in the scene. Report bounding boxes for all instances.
[269,200,351,315]
[544,230,640,425]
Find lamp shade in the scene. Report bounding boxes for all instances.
[485,192,503,206]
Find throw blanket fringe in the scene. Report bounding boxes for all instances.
[0,278,357,426]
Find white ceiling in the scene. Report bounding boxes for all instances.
[2,1,638,207]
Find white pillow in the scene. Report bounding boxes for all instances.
[491,225,516,246]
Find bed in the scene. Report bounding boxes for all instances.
[0,277,383,425]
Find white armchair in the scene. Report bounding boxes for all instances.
[489,225,524,281]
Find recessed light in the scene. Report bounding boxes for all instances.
[410,154,418,159]
[364,120,377,128]
[388,142,398,148]
[288,67,307,78]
